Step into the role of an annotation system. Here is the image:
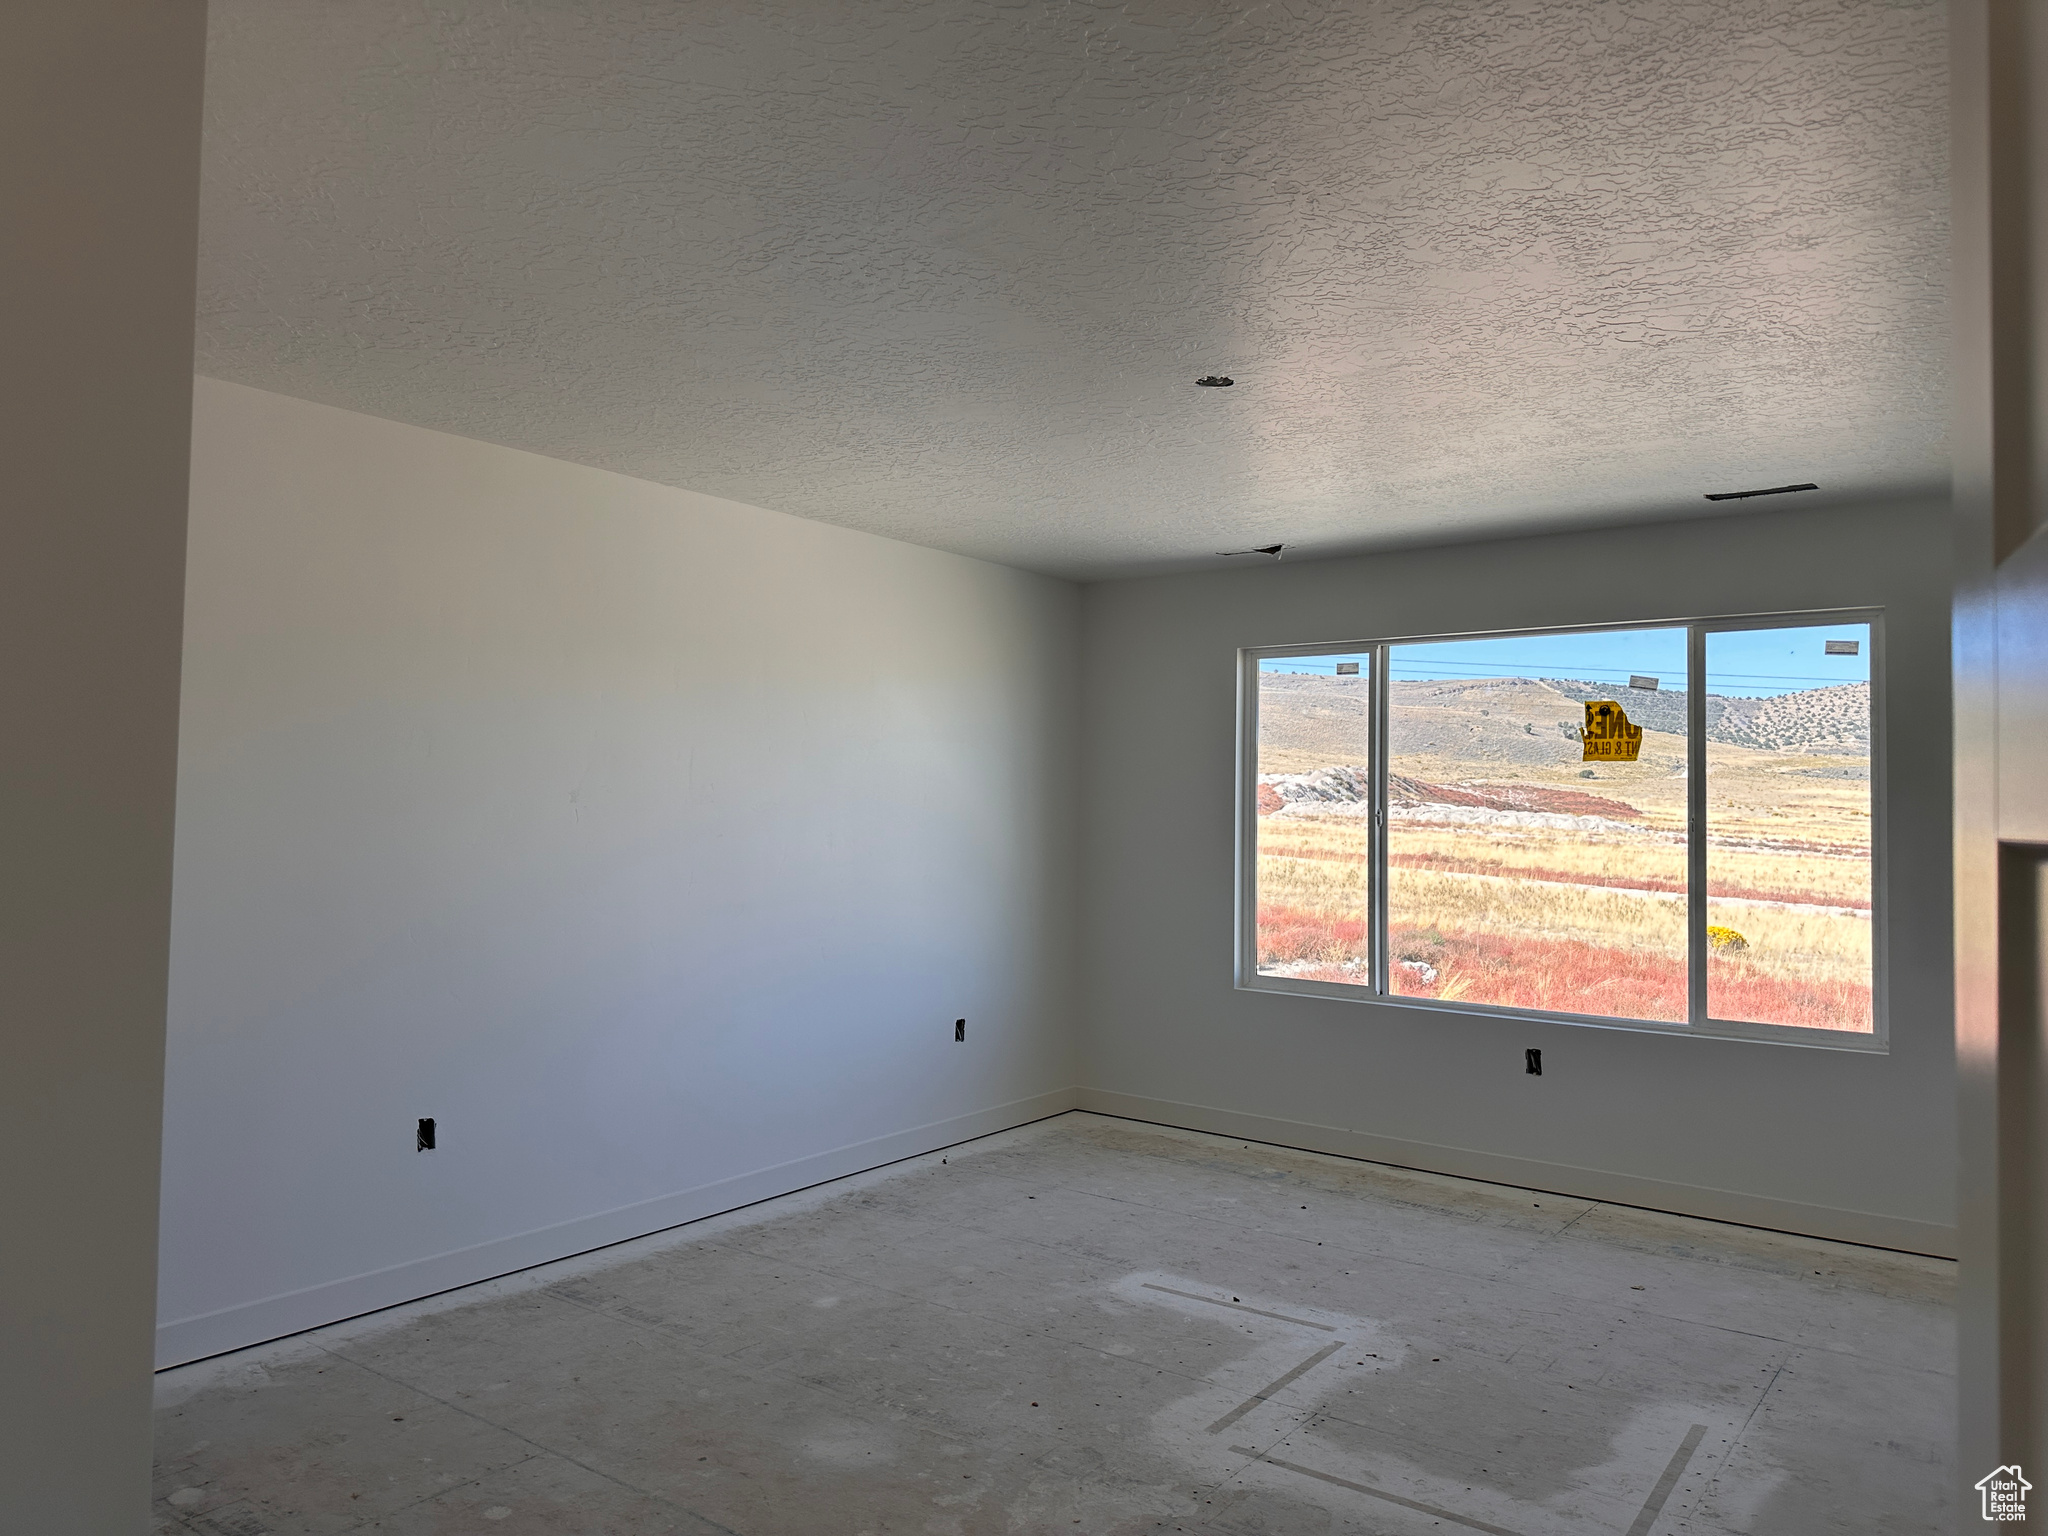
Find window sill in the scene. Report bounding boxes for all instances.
[1237,973,1890,1053]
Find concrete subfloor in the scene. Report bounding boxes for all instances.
[153,1112,1953,1535]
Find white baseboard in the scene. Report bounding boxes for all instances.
[1077,1089,1957,1259]
[156,1086,1081,1369]
[159,1081,1951,1369]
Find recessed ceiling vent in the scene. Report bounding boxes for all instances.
[1703,482,1818,502]
[1196,375,1234,387]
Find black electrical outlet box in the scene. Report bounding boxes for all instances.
[954,1018,966,1042]
[1525,1049,1542,1076]
[417,1117,436,1151]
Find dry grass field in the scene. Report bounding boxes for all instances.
[1255,672,1873,1031]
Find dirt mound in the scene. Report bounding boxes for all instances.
[1386,773,1492,808]
[1261,764,1371,811]
[1261,770,1645,822]
[1388,774,1644,820]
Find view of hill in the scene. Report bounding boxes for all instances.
[1254,672,1373,766]
[1541,678,1871,754]
[1253,664,1874,1032]
[1259,672,1870,763]
[1711,683,1870,754]
[1389,677,1608,768]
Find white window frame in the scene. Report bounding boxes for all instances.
[1235,608,1887,1051]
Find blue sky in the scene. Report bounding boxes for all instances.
[1259,623,1871,697]
[1705,626,1870,695]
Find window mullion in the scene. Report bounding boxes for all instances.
[1371,643,1390,994]
[1687,623,1708,1025]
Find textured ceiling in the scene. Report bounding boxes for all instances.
[198,1,1948,580]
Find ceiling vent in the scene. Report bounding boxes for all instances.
[1703,482,1818,502]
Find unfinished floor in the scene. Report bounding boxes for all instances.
[152,1113,1952,1535]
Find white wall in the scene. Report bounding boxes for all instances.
[2,5,204,1530]
[160,384,1954,1374]
[159,379,1079,1365]
[1078,501,1955,1254]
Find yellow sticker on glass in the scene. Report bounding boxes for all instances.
[1581,700,1642,761]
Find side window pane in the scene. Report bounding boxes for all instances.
[1705,624,1873,1031]
[1385,629,1689,1021]
[1255,654,1373,986]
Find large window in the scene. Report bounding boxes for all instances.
[1242,614,1879,1043]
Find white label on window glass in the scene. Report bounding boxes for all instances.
[1629,675,1659,690]
[1335,661,1360,675]
[1825,639,1860,656]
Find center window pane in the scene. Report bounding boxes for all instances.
[1384,628,1690,1021]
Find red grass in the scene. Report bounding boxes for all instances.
[1260,843,1870,911]
[1386,774,1645,820]
[1708,962,1872,1032]
[1256,904,1369,966]
[1703,881,1870,912]
[1385,923,1688,1023]
[1254,905,1871,1031]
[1389,851,1686,896]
